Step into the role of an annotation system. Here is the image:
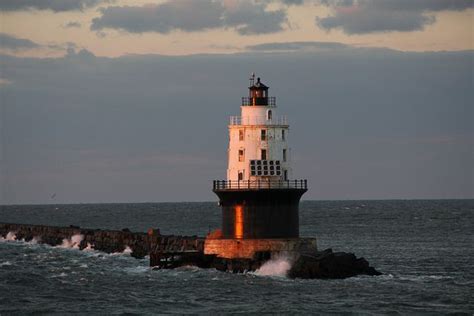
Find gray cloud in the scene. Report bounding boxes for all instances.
[1,47,472,203]
[0,0,105,12]
[317,0,473,34]
[224,2,286,35]
[0,33,40,51]
[246,41,349,51]
[282,0,304,5]
[64,22,82,28]
[91,0,286,35]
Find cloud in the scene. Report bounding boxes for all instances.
[91,0,286,35]
[1,48,472,203]
[0,33,82,57]
[0,33,40,51]
[224,1,286,35]
[0,0,105,12]
[246,41,349,52]
[317,0,473,34]
[64,22,82,28]
[281,0,304,5]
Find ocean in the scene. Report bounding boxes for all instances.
[1,200,473,314]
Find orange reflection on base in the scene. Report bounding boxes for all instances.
[234,205,244,239]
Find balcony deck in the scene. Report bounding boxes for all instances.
[229,116,288,126]
[213,179,307,191]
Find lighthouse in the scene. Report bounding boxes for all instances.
[205,74,316,259]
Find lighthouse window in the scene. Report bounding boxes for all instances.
[239,130,244,141]
[250,160,280,176]
[282,130,285,140]
[261,149,267,160]
[238,172,243,181]
[267,110,272,121]
[283,149,287,162]
[238,149,244,162]
[284,170,288,180]
[261,129,266,141]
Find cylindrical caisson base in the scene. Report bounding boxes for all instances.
[213,188,307,239]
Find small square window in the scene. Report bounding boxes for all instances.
[238,149,244,162]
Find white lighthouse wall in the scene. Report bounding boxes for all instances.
[227,105,292,182]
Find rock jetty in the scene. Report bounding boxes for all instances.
[0,222,381,279]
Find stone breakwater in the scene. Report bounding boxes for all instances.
[0,222,203,259]
[0,223,381,278]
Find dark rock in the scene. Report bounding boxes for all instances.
[288,248,382,279]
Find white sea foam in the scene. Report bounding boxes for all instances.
[111,245,133,256]
[0,232,18,241]
[28,236,41,244]
[254,254,292,277]
[58,234,84,249]
[83,243,94,251]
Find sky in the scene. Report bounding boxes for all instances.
[0,0,473,204]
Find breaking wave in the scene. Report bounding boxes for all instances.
[0,232,40,244]
[111,246,132,256]
[254,254,292,277]
[0,232,17,241]
[58,234,84,249]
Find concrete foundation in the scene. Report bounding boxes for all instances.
[204,237,317,259]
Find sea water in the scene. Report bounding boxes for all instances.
[0,200,473,314]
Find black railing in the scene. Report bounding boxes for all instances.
[242,96,276,107]
[213,179,307,190]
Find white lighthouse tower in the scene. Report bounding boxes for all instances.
[206,74,314,259]
[227,74,291,184]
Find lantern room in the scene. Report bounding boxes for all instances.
[242,74,275,106]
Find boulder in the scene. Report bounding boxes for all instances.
[288,248,382,279]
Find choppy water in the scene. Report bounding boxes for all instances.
[1,200,473,314]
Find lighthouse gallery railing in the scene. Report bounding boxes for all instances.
[213,179,307,190]
[229,116,288,126]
